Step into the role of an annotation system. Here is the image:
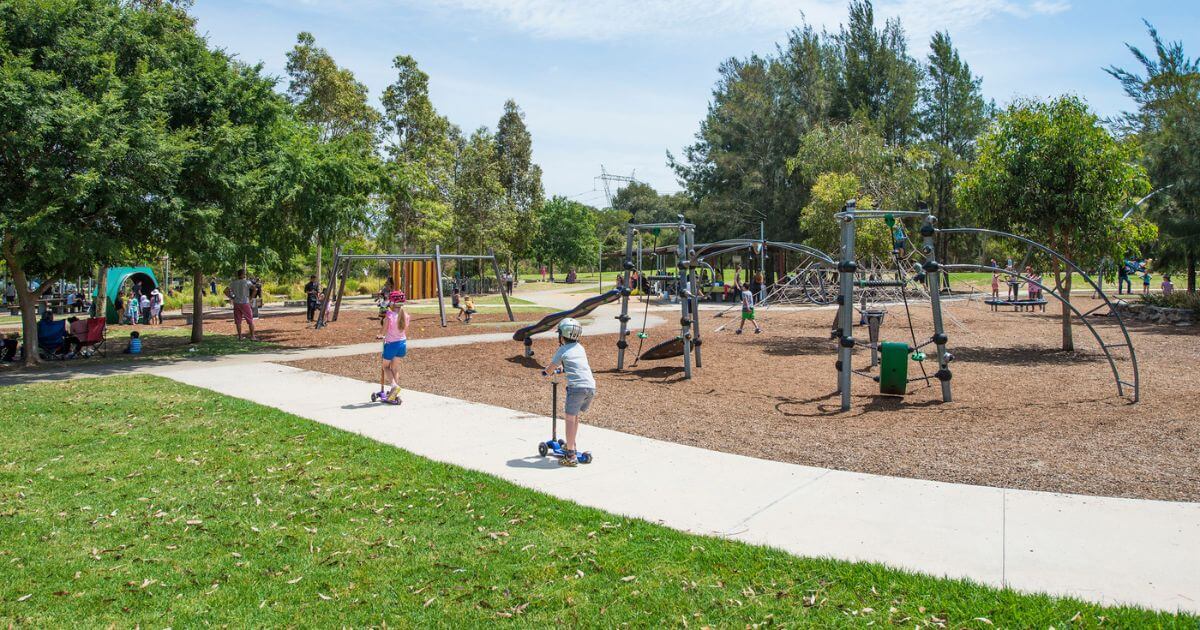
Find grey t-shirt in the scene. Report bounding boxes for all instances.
[551,342,595,390]
[229,278,252,305]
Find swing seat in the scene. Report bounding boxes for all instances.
[879,341,909,396]
[639,336,686,361]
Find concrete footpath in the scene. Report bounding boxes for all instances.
[158,359,1200,615]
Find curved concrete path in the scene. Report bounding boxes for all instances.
[153,355,1200,615]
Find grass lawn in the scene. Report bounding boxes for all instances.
[0,376,1192,627]
[0,327,273,376]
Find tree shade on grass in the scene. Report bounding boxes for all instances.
[0,375,1193,627]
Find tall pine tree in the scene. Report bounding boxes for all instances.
[918,31,989,261]
[495,100,544,267]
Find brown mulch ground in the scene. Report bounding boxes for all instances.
[285,297,1200,502]
[203,308,540,348]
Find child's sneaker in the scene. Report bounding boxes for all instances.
[754,328,762,334]
[387,386,401,402]
[735,329,743,335]
[558,450,578,467]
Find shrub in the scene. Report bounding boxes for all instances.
[1141,291,1200,310]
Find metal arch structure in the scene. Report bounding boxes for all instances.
[693,239,837,267]
[314,248,514,330]
[696,239,839,307]
[937,227,1140,403]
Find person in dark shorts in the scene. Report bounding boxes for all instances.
[304,275,321,322]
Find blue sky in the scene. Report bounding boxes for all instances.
[191,0,1197,204]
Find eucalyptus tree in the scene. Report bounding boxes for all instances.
[285,32,381,277]
[380,55,455,251]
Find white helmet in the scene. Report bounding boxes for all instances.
[558,317,583,341]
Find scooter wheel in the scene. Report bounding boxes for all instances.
[557,439,566,447]
[370,393,378,402]
[579,452,593,464]
[537,442,549,457]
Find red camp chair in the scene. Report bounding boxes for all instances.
[78,317,107,357]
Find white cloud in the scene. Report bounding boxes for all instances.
[425,0,1072,42]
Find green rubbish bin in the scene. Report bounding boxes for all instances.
[879,341,909,396]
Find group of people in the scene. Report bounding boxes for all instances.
[1118,260,1175,296]
[990,259,1044,302]
[34,311,102,359]
[114,284,164,326]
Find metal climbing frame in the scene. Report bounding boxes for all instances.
[938,227,1140,402]
[314,249,514,329]
[616,217,701,378]
[833,203,952,411]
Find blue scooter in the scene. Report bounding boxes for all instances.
[537,380,593,464]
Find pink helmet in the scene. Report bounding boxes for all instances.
[388,290,406,304]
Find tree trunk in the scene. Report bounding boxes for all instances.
[1059,268,1074,352]
[191,270,204,344]
[549,262,554,282]
[1188,251,1196,294]
[315,235,323,282]
[94,266,108,320]
[2,240,38,365]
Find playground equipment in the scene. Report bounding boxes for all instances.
[616,217,702,378]
[695,240,836,296]
[316,246,513,329]
[832,200,1141,411]
[98,267,158,324]
[512,288,626,357]
[536,381,593,464]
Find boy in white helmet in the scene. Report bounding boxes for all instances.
[542,317,594,467]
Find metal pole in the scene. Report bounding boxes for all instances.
[923,215,953,403]
[759,221,767,305]
[489,249,514,322]
[314,246,341,329]
[837,201,857,412]
[678,218,693,379]
[434,245,447,327]
[616,225,635,370]
[687,225,702,370]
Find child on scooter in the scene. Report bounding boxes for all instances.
[541,317,593,467]
[376,291,409,403]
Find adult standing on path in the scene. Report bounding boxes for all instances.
[224,270,257,341]
[304,274,321,323]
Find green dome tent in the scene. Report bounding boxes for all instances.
[97,267,159,324]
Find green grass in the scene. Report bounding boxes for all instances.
[0,376,1191,627]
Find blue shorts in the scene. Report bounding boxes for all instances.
[382,340,407,360]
